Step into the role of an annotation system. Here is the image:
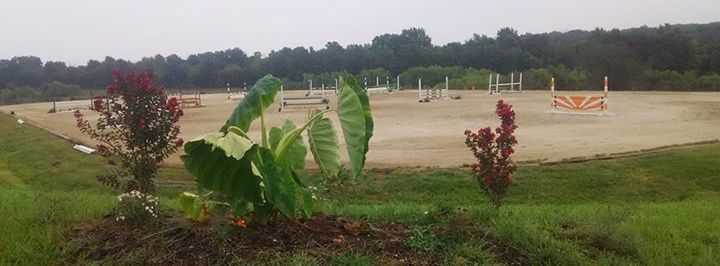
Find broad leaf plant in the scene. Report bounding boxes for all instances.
[179,75,373,224]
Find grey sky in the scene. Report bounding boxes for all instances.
[1,0,718,65]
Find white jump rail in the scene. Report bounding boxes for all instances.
[364,76,398,94]
[279,85,329,111]
[73,144,96,154]
[488,72,523,94]
[418,76,450,102]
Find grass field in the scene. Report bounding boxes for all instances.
[1,112,719,265]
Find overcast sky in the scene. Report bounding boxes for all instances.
[1,0,718,65]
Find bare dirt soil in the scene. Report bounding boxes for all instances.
[3,90,719,168]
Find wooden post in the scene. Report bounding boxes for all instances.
[488,73,492,94]
[604,76,609,111]
[418,78,422,100]
[510,72,514,92]
[519,72,523,92]
[604,76,608,96]
[445,76,450,99]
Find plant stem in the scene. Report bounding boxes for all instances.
[260,101,268,148]
[274,109,335,163]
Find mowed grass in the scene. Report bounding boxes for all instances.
[1,111,719,265]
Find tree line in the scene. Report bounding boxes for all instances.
[1,22,719,104]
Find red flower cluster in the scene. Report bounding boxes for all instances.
[92,97,104,111]
[107,68,167,97]
[464,100,518,209]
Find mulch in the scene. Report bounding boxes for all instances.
[66,213,437,265]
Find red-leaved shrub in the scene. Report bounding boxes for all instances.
[464,100,518,209]
[75,69,183,192]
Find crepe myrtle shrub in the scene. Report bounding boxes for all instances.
[74,69,183,193]
[178,74,373,225]
[464,100,518,209]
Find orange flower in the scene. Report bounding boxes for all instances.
[235,218,246,228]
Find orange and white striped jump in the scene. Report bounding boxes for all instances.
[550,77,609,115]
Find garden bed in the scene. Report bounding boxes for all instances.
[66,212,529,265]
[68,214,431,264]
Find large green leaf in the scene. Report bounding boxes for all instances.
[279,119,307,173]
[181,131,263,204]
[177,192,209,222]
[221,75,282,132]
[254,147,297,217]
[269,119,307,174]
[307,112,341,179]
[337,76,374,177]
[269,126,283,152]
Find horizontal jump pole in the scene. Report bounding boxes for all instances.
[491,82,522,86]
[283,101,326,106]
[284,96,324,100]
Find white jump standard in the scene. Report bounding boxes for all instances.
[417,76,450,102]
[279,85,329,111]
[306,80,329,97]
[488,72,523,94]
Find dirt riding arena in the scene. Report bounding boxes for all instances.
[2,90,719,168]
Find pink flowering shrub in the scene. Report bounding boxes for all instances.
[75,69,183,192]
[464,100,518,209]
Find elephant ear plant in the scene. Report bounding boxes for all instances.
[178,74,373,224]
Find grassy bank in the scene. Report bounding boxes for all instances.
[1,112,719,265]
[0,114,184,264]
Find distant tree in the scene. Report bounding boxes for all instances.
[3,23,720,95]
